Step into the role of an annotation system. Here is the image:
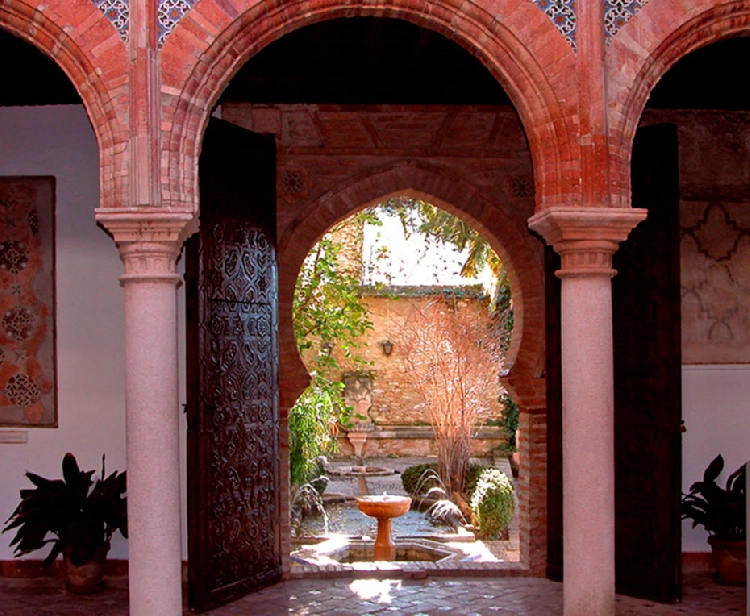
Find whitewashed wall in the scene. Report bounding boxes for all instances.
[0,105,189,562]
[682,364,750,552]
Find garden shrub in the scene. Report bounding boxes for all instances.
[469,468,515,539]
[402,462,491,497]
[464,464,490,496]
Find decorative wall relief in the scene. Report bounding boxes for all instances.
[344,375,373,423]
[681,201,750,364]
[0,177,56,426]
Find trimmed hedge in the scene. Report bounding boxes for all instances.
[469,468,515,539]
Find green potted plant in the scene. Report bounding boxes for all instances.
[681,454,746,585]
[2,452,127,594]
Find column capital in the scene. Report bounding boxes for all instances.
[528,207,647,278]
[95,209,198,285]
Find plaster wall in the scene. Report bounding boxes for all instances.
[642,110,750,553]
[682,365,750,552]
[0,105,189,562]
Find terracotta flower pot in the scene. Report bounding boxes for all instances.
[64,543,110,595]
[708,536,746,586]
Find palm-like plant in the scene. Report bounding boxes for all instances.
[681,454,745,541]
[3,453,127,566]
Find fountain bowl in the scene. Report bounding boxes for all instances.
[356,494,412,519]
[356,495,413,560]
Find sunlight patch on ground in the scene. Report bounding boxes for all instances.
[348,578,403,603]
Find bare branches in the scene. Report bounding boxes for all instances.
[396,297,505,495]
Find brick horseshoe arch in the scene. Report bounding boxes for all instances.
[276,162,545,415]
[607,0,750,208]
[0,2,130,210]
[160,0,579,214]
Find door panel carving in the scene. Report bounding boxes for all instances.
[187,119,280,612]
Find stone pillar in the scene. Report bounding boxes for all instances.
[96,210,197,616]
[528,207,646,616]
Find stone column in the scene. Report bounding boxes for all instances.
[96,209,197,616]
[528,207,646,616]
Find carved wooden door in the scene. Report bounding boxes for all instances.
[186,118,281,612]
[546,124,682,602]
[612,123,682,603]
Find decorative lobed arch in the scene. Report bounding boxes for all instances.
[0,1,131,210]
[274,161,548,572]
[607,0,750,209]
[159,0,580,216]
[277,161,545,410]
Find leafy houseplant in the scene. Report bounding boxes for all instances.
[681,454,746,585]
[3,453,127,593]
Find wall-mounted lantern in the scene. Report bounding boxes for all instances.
[381,340,394,356]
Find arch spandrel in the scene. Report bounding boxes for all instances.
[275,162,546,414]
[159,0,581,216]
[0,2,130,210]
[607,0,750,209]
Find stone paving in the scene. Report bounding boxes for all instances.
[1,459,744,614]
[0,566,744,615]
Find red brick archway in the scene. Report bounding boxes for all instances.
[275,160,547,572]
[276,161,545,412]
[607,0,750,209]
[160,0,579,214]
[0,1,130,209]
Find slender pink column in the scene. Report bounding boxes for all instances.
[96,210,197,616]
[529,208,646,616]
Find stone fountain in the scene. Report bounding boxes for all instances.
[356,494,412,560]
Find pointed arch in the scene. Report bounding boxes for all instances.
[276,161,545,417]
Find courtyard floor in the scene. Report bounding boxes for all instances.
[1,458,743,614]
[0,565,744,615]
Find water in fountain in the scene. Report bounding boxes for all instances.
[291,482,329,536]
[411,468,466,532]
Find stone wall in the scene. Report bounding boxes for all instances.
[299,288,510,457]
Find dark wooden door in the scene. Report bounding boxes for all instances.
[186,118,281,612]
[612,123,682,603]
[546,124,682,602]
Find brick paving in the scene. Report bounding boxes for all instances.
[0,566,743,615]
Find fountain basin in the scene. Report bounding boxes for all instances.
[328,465,396,477]
[292,537,462,566]
[356,495,412,561]
[356,494,411,519]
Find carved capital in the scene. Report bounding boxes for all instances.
[528,207,647,278]
[95,209,199,285]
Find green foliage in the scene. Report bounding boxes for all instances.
[289,382,341,486]
[3,453,127,566]
[290,216,374,487]
[496,394,519,453]
[469,468,515,540]
[681,454,746,540]
[464,464,491,496]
